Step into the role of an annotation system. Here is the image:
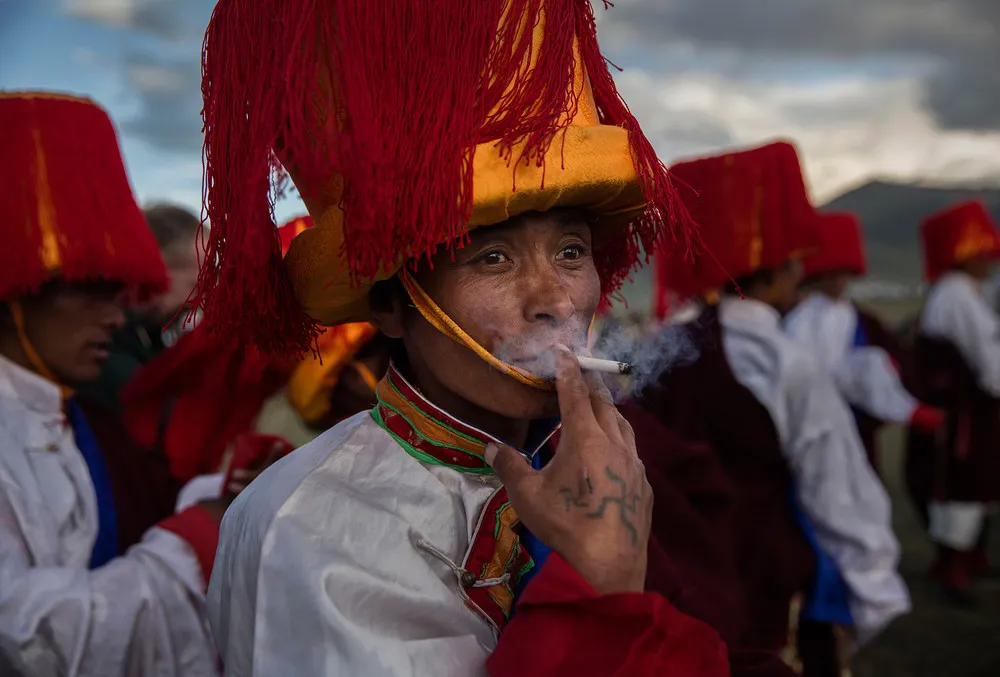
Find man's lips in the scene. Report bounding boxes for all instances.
[86,342,111,360]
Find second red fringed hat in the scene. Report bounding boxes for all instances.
[802,212,868,279]
[121,329,295,483]
[279,215,380,425]
[197,0,694,353]
[654,140,818,300]
[919,200,1000,282]
[0,92,167,301]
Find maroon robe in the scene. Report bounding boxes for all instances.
[853,306,906,472]
[76,395,182,551]
[622,401,798,677]
[635,304,816,654]
[905,335,1000,518]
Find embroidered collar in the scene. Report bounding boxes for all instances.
[372,363,555,474]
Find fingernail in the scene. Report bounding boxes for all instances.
[484,443,498,466]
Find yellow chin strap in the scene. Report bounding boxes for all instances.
[350,361,380,392]
[9,301,75,399]
[398,269,556,391]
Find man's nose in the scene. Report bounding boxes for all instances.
[101,302,126,331]
[522,264,574,325]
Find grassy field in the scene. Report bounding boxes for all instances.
[852,425,1000,677]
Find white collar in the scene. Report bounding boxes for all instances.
[0,353,63,415]
[719,296,781,329]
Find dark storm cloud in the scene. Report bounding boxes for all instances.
[601,0,1000,130]
[63,1,213,154]
[119,53,203,154]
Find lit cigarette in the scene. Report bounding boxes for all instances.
[575,356,633,376]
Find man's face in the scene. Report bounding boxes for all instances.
[770,258,804,314]
[382,210,601,421]
[19,280,126,384]
[150,236,200,323]
[814,272,851,301]
[963,255,998,282]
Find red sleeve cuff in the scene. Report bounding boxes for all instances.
[157,506,220,588]
[909,404,944,432]
[487,553,728,677]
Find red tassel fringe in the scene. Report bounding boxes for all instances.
[198,0,694,351]
[0,95,167,302]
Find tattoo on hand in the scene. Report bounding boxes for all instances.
[559,475,595,510]
[558,467,642,547]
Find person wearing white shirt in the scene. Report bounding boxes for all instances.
[0,92,226,676]
[641,142,909,676]
[905,200,1000,604]
[785,211,943,473]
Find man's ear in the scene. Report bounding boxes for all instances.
[369,278,405,339]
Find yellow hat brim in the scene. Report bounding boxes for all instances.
[285,123,644,326]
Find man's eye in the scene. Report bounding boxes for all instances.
[481,251,509,265]
[557,246,583,261]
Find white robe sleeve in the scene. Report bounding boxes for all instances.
[922,273,1000,397]
[779,354,910,645]
[0,494,217,677]
[785,296,917,423]
[831,347,917,424]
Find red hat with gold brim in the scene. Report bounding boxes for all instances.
[0,92,167,301]
[277,216,379,424]
[919,200,1000,282]
[662,140,818,294]
[197,0,694,353]
[803,212,867,279]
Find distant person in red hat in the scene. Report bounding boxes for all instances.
[0,93,224,675]
[905,200,1000,604]
[784,212,943,473]
[646,141,909,676]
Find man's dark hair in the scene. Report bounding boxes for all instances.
[143,204,200,255]
[724,269,774,296]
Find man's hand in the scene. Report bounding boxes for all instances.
[485,348,652,594]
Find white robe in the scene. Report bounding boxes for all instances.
[919,271,1000,549]
[718,298,910,645]
[0,356,218,676]
[783,293,917,424]
[210,407,524,677]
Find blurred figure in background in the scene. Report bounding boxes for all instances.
[905,200,1000,605]
[253,217,392,448]
[645,141,909,677]
[81,203,202,410]
[121,215,388,481]
[785,212,943,473]
[0,93,222,676]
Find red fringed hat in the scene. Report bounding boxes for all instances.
[0,92,167,301]
[919,200,1000,282]
[655,140,817,296]
[802,212,867,279]
[197,0,693,353]
[121,330,294,482]
[122,214,330,481]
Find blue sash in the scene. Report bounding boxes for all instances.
[792,493,854,625]
[514,419,558,600]
[66,400,120,569]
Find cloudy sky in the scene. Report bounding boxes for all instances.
[2,0,999,224]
